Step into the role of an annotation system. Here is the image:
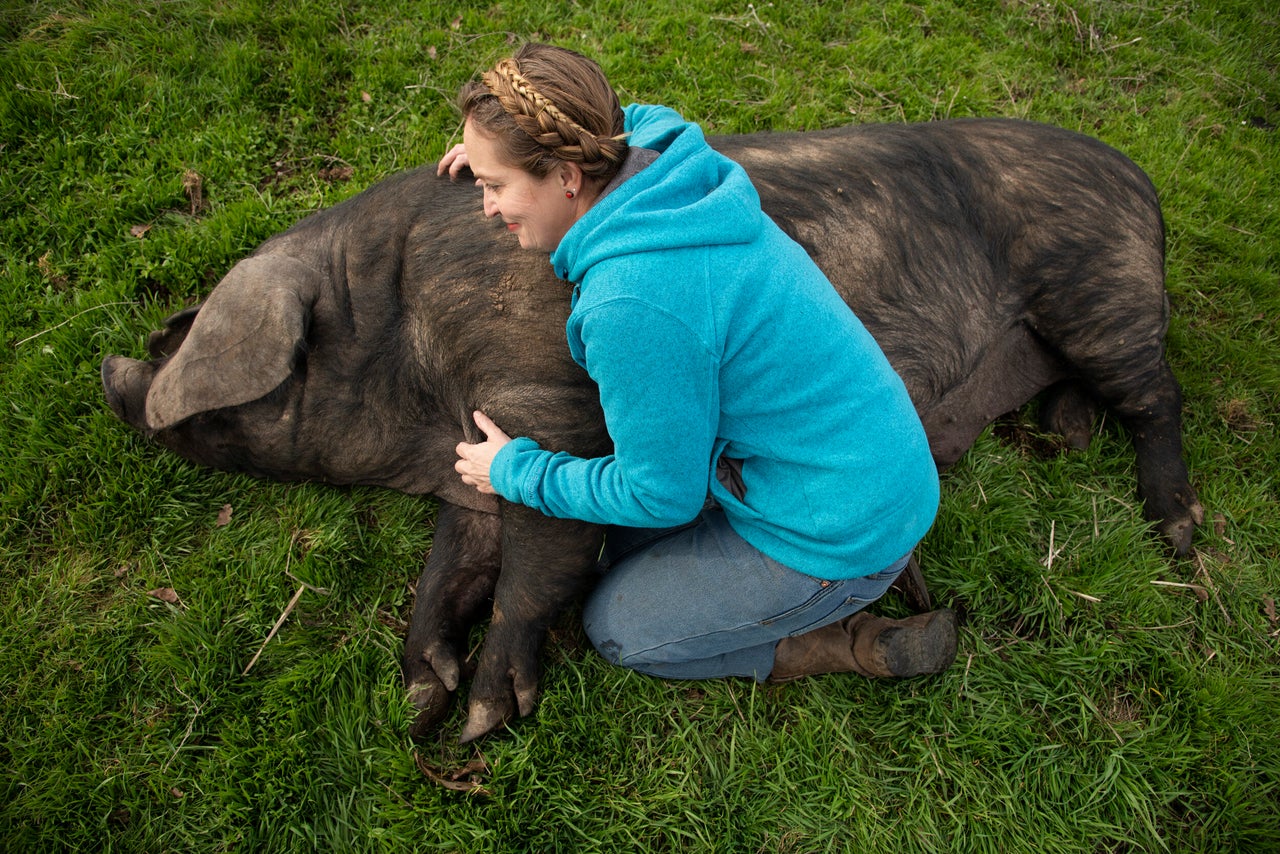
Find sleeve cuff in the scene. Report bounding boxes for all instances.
[490,436,543,505]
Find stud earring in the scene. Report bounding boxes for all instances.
[565,189,576,199]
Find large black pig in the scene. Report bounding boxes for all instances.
[101,118,1203,743]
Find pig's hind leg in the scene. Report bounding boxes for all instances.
[1082,350,1202,555]
[403,501,503,742]
[1030,244,1203,554]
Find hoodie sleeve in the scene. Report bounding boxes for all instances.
[489,294,718,528]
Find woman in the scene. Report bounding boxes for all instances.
[446,43,956,683]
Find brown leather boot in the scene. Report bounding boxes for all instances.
[770,609,957,681]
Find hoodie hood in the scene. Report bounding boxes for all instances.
[552,105,764,282]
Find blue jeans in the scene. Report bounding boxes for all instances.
[582,508,909,681]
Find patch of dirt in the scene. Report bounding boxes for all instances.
[992,414,1070,459]
[1220,398,1261,434]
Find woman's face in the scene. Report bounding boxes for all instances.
[463,119,580,253]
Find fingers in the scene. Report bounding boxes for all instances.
[448,156,470,178]
[472,409,510,442]
[436,143,471,178]
[453,450,495,494]
[453,411,511,495]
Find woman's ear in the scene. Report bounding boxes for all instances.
[558,161,586,194]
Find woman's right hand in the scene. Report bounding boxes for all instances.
[437,143,474,180]
[454,410,513,495]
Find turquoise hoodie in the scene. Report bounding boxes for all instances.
[490,104,939,580]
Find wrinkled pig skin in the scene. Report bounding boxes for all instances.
[101,118,1203,742]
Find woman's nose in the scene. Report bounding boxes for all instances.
[482,188,499,218]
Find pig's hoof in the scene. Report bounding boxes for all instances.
[421,641,468,692]
[458,676,540,744]
[459,699,512,744]
[406,675,455,743]
[1039,381,1097,451]
[1160,500,1204,557]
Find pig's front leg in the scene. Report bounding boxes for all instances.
[459,505,604,743]
[403,501,503,742]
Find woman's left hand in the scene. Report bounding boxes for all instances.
[455,410,513,494]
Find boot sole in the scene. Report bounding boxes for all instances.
[881,609,958,676]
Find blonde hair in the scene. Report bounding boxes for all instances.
[458,43,627,185]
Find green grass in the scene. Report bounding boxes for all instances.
[2,0,1277,851]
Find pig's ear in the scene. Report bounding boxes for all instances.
[147,304,202,358]
[145,254,323,430]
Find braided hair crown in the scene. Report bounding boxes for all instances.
[459,44,627,183]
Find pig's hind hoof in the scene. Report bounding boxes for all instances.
[1159,499,1205,558]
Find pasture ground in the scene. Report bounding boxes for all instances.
[2,1,1277,851]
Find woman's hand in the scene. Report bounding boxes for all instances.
[437,143,475,180]
[455,410,512,494]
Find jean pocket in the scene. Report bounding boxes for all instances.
[786,588,869,636]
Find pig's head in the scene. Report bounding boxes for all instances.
[106,255,317,431]
[102,249,501,511]
[104,209,507,515]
